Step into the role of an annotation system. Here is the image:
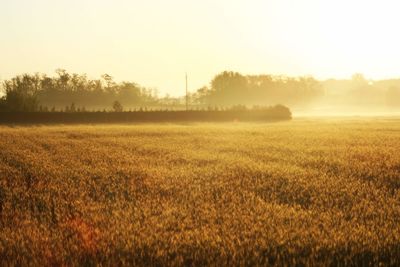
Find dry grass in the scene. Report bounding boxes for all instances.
[0,118,400,266]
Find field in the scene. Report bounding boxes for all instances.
[0,118,400,266]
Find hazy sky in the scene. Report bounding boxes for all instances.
[1,0,400,95]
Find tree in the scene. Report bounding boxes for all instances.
[0,97,6,112]
[112,100,123,112]
[56,69,71,92]
[210,71,248,105]
[117,82,141,105]
[193,86,210,106]
[2,74,40,111]
[70,103,76,112]
[101,74,116,95]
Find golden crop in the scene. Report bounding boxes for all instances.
[0,118,399,266]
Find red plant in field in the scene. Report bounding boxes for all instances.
[63,218,100,254]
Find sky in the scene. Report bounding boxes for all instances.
[1,0,400,96]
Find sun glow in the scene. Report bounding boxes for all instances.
[1,0,400,94]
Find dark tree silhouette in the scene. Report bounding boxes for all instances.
[0,70,158,111]
[112,101,123,112]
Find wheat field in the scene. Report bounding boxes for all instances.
[0,118,400,266]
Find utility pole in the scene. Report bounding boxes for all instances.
[185,73,188,111]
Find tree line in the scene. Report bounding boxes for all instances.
[0,69,158,112]
[0,70,324,112]
[191,71,323,107]
[2,69,399,112]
